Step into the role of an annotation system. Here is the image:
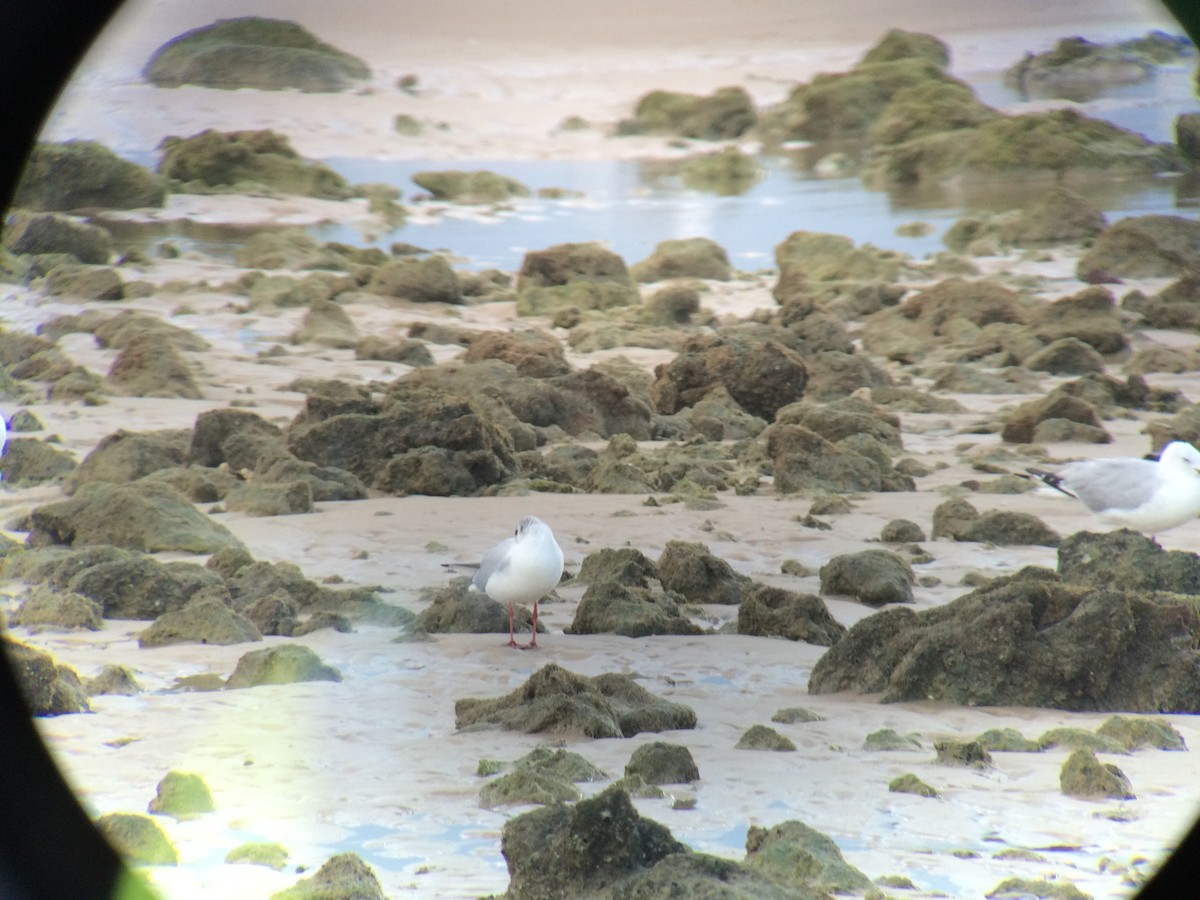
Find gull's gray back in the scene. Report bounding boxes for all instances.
[1062,457,1160,513]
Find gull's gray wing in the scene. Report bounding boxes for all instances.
[473,535,515,591]
[1061,458,1161,513]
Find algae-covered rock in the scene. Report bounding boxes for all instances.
[95,813,178,866]
[454,662,697,738]
[976,728,1042,752]
[224,643,342,688]
[11,587,103,632]
[292,299,358,348]
[772,707,825,725]
[145,17,370,92]
[566,579,702,637]
[1004,185,1108,247]
[1056,529,1200,593]
[479,768,581,809]
[270,852,384,900]
[2,210,114,263]
[86,664,143,696]
[1059,748,1135,800]
[412,169,531,203]
[366,255,462,304]
[657,540,752,605]
[158,129,352,199]
[809,565,1200,711]
[985,876,1092,900]
[881,519,926,543]
[736,584,846,645]
[767,425,907,494]
[416,576,538,636]
[773,230,908,301]
[744,820,874,894]
[735,725,797,751]
[224,479,316,517]
[935,740,993,768]
[819,549,915,606]
[27,481,241,553]
[2,636,91,715]
[107,333,201,399]
[66,428,189,494]
[861,29,951,67]
[14,141,166,211]
[619,86,756,140]
[1096,714,1186,751]
[888,773,940,798]
[1077,214,1200,281]
[43,264,124,302]
[1006,36,1153,102]
[515,242,638,316]
[147,770,215,819]
[139,597,262,648]
[0,438,77,486]
[355,335,435,366]
[1037,727,1128,754]
[625,741,700,784]
[631,237,732,282]
[651,332,809,420]
[226,842,289,870]
[461,329,571,378]
[500,785,685,899]
[864,728,922,751]
[681,147,762,195]
[69,556,224,620]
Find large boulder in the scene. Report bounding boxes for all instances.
[13,141,166,211]
[143,17,370,92]
[809,559,1200,711]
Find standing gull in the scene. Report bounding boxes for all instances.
[1026,441,1200,534]
[450,516,564,649]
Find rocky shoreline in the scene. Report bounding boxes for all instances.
[4,10,1200,900]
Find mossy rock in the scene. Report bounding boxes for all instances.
[863,728,922,751]
[14,141,166,211]
[735,724,796,751]
[1038,727,1127,754]
[158,129,352,199]
[744,820,873,893]
[412,169,531,203]
[771,707,825,725]
[888,773,940,798]
[224,643,342,689]
[2,636,90,715]
[985,877,1091,900]
[976,727,1042,752]
[43,264,124,302]
[681,147,762,195]
[366,256,462,304]
[0,438,77,487]
[515,242,637,316]
[625,741,700,784]
[226,842,289,870]
[139,597,263,648]
[148,770,215,820]
[270,852,384,899]
[144,17,370,92]
[95,813,178,866]
[861,29,951,67]
[106,332,200,399]
[86,664,143,696]
[11,587,102,632]
[515,746,607,782]
[479,768,581,808]
[819,549,915,606]
[631,237,732,283]
[935,740,993,768]
[2,210,114,263]
[1059,748,1135,800]
[620,86,756,140]
[1095,714,1186,751]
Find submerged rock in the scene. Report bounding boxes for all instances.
[145,17,370,92]
[1006,36,1153,101]
[454,662,697,738]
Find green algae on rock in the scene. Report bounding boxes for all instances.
[1060,748,1136,800]
[226,842,289,870]
[864,728,922,751]
[454,662,696,738]
[935,740,993,768]
[270,852,385,899]
[138,596,263,648]
[515,242,639,316]
[737,584,846,645]
[819,549,915,606]
[14,141,166,211]
[618,86,756,140]
[1096,715,1187,751]
[735,725,797,751]
[144,17,370,92]
[11,587,103,632]
[2,636,90,715]
[147,770,215,820]
[95,813,178,866]
[412,169,531,203]
[224,643,342,689]
[631,237,732,283]
[744,820,874,894]
[625,741,700,784]
[888,773,940,798]
[2,210,114,264]
[976,728,1043,752]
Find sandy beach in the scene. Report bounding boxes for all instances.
[6,0,1200,897]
